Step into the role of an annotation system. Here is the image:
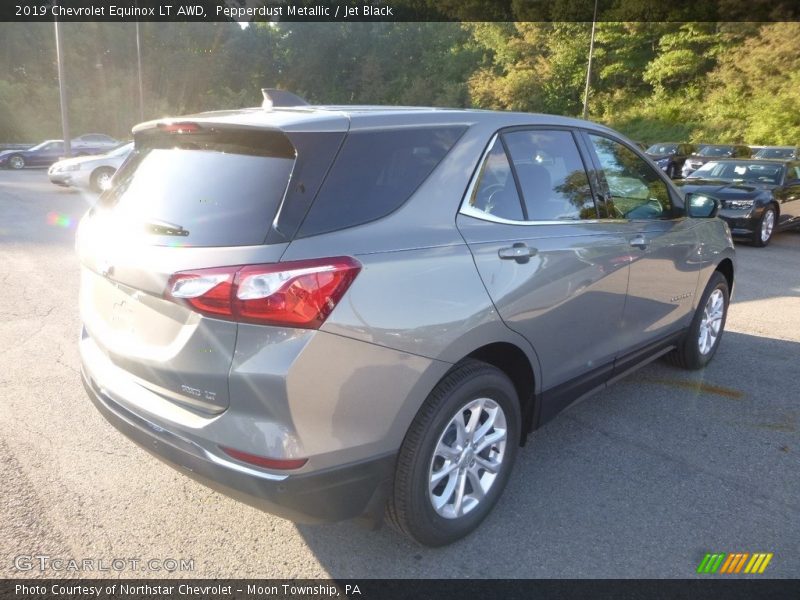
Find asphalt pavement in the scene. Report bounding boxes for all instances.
[1,168,798,578]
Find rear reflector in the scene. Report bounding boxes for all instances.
[220,446,308,470]
[166,256,361,328]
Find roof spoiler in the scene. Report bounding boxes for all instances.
[261,88,310,110]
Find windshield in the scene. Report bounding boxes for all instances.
[646,143,678,155]
[755,148,793,159]
[698,146,733,157]
[29,140,62,152]
[688,161,784,184]
[106,142,133,157]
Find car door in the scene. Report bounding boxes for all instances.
[456,128,632,405]
[581,132,703,367]
[774,163,800,226]
[35,142,65,166]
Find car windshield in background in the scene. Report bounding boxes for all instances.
[697,146,733,157]
[96,130,295,247]
[689,161,784,184]
[107,142,133,157]
[755,148,794,159]
[29,140,62,152]
[646,143,678,154]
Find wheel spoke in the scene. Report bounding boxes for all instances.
[475,428,506,454]
[472,406,498,445]
[432,470,458,511]
[474,454,500,474]
[466,468,486,500]
[452,470,467,516]
[430,461,458,486]
[436,443,460,461]
[464,399,484,438]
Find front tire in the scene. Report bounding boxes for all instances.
[752,205,776,247]
[8,155,25,169]
[387,360,521,546]
[90,167,115,193]
[665,271,729,370]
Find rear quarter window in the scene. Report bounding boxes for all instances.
[297,126,466,237]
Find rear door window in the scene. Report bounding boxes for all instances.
[97,129,295,247]
[297,126,465,237]
[504,129,597,220]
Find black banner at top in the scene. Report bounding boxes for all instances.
[3,0,800,22]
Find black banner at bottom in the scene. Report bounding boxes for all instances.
[2,579,800,600]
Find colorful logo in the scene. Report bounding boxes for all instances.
[697,552,773,574]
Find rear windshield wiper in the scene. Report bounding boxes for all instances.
[143,219,190,237]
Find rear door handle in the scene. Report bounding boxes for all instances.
[498,242,538,263]
[629,235,649,250]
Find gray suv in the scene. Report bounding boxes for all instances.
[77,103,735,546]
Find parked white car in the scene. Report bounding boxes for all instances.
[48,142,133,192]
[71,133,119,152]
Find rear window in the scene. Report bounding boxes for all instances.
[297,126,466,237]
[98,129,295,247]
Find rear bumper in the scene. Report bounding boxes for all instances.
[81,368,395,524]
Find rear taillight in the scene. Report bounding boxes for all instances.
[166,257,361,329]
[158,121,202,134]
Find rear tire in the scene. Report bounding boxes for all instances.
[664,271,729,370]
[386,360,521,546]
[752,205,776,247]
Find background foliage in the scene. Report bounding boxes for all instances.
[1,21,798,145]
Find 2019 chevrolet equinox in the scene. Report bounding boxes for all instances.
[77,98,735,546]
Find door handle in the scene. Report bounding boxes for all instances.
[629,235,649,250]
[498,242,538,263]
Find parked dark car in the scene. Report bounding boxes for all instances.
[681,144,752,178]
[0,140,65,169]
[753,146,799,160]
[646,142,696,178]
[679,158,800,246]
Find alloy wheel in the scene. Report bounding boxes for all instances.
[761,209,775,243]
[698,289,724,355]
[428,397,507,519]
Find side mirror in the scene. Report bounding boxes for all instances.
[686,193,720,218]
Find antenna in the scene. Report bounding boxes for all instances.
[261,88,310,110]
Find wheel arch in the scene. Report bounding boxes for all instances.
[456,341,539,445]
[714,257,734,293]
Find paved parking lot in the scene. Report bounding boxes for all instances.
[1,168,798,578]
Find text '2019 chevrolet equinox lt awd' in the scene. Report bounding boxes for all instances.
[78,96,735,546]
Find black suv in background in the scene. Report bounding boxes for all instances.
[682,144,752,178]
[646,143,696,178]
[753,146,799,160]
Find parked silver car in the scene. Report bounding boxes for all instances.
[49,142,133,192]
[77,103,735,546]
